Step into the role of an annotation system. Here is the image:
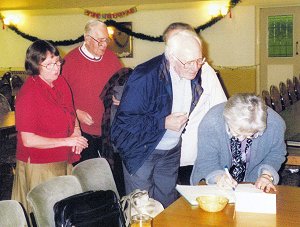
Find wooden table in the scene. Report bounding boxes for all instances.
[0,111,15,130]
[153,185,300,227]
[279,102,300,165]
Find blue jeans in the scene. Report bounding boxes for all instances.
[123,141,181,208]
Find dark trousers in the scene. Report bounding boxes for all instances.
[123,142,181,208]
[178,165,193,185]
[112,153,126,198]
[73,132,102,166]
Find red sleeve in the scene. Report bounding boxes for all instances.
[15,84,38,133]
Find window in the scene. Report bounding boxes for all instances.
[268,15,293,57]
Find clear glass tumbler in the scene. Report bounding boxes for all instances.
[130,214,153,227]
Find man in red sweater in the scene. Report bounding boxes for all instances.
[62,19,122,164]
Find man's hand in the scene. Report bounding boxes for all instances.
[76,109,94,126]
[165,112,188,131]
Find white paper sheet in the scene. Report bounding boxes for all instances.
[176,184,276,214]
[176,184,236,205]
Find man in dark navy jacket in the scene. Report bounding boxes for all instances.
[111,30,205,207]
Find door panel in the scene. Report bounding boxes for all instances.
[260,7,300,91]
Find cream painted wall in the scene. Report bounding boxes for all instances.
[0,5,255,70]
[201,6,255,66]
[0,4,258,95]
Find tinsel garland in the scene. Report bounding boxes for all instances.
[2,0,240,46]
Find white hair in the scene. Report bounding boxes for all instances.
[165,30,202,60]
[84,19,107,36]
[223,93,267,134]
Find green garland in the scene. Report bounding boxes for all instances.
[1,0,240,46]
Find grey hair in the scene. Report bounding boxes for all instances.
[84,19,107,36]
[165,30,202,60]
[223,93,267,134]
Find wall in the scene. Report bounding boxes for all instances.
[0,3,256,95]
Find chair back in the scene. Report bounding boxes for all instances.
[0,93,11,114]
[11,74,24,90]
[286,78,297,104]
[261,90,272,107]
[0,80,12,108]
[279,82,291,109]
[72,158,120,198]
[270,85,283,112]
[27,175,82,227]
[0,200,30,227]
[293,76,300,100]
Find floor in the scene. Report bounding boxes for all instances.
[0,135,16,201]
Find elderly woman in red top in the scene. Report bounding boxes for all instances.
[11,40,88,213]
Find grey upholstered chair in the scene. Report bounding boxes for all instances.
[27,175,82,227]
[72,158,120,198]
[0,200,30,227]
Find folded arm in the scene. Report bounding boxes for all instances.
[21,132,88,154]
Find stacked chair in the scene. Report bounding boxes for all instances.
[286,78,297,104]
[269,85,283,112]
[261,90,272,108]
[279,82,291,109]
[293,76,300,100]
[263,76,300,113]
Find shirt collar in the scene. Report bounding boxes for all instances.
[79,42,103,62]
[170,66,189,84]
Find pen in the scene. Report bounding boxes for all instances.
[224,166,235,191]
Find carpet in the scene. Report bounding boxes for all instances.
[0,136,16,201]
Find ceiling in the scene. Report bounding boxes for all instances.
[0,0,205,11]
[0,0,299,13]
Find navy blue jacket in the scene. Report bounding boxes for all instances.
[111,54,202,174]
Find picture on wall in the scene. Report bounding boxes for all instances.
[108,22,133,58]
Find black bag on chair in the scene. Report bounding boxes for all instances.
[54,190,126,227]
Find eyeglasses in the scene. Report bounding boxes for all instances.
[172,54,206,69]
[39,60,62,70]
[88,35,111,46]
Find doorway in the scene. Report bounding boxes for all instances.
[259,6,300,91]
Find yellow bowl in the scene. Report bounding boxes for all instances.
[196,195,229,212]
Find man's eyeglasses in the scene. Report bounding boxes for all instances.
[40,60,62,70]
[88,35,111,46]
[172,54,206,69]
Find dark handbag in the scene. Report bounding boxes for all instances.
[53,190,126,227]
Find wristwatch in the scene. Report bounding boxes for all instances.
[261,173,274,183]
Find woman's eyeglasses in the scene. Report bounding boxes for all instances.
[39,60,62,70]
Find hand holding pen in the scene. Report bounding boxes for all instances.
[216,166,238,190]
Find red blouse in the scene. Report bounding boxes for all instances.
[15,76,79,163]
